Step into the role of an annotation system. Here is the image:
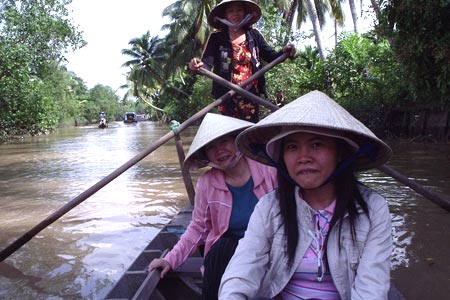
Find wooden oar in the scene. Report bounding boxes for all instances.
[199,66,450,213]
[0,53,291,262]
[197,68,279,111]
[378,164,450,211]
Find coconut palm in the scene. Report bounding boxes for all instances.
[122,31,165,89]
[161,0,215,74]
[272,0,345,60]
[122,31,189,98]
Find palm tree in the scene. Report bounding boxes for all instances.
[121,31,189,97]
[271,0,345,60]
[161,0,215,72]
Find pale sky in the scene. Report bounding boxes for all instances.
[64,0,374,98]
[64,0,174,97]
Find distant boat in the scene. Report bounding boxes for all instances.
[98,118,108,128]
[123,112,138,123]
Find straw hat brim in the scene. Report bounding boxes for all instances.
[184,113,253,170]
[236,91,393,171]
[208,0,262,29]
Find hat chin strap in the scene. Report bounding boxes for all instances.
[215,13,255,31]
[207,151,243,171]
[250,142,376,191]
[318,143,375,188]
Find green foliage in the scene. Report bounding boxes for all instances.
[0,0,85,137]
[84,85,121,123]
[265,32,405,132]
[380,0,450,104]
[326,32,403,103]
[265,45,327,108]
[158,73,209,122]
[258,3,295,47]
[324,32,405,131]
[1,0,84,75]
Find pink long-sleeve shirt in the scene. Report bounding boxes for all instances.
[164,157,278,271]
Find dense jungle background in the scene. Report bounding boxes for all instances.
[1,0,449,141]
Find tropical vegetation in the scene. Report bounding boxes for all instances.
[1,0,449,141]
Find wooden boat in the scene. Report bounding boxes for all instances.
[124,112,138,123]
[104,203,406,300]
[104,204,204,300]
[98,118,108,128]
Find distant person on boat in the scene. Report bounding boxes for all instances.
[147,113,278,300]
[98,112,107,128]
[219,91,393,300]
[189,0,295,123]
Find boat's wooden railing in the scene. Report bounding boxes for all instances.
[129,249,167,300]
[107,256,204,300]
[109,255,204,300]
[105,205,204,300]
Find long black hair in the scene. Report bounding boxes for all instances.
[277,139,370,265]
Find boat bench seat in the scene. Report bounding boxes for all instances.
[165,256,204,296]
[172,256,203,277]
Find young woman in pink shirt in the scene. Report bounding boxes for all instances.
[148,113,277,300]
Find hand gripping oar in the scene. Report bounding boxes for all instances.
[0,52,291,262]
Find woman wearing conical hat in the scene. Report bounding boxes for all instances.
[189,0,295,123]
[147,113,278,300]
[219,91,393,300]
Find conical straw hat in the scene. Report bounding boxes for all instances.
[236,90,392,171]
[208,0,262,29]
[184,113,253,170]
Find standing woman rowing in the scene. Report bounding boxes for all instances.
[189,0,295,123]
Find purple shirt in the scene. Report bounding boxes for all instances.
[277,200,340,300]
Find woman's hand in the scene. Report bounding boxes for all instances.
[189,57,204,71]
[147,258,172,278]
[283,43,296,57]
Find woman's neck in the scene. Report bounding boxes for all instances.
[223,157,250,187]
[228,29,246,45]
[301,183,336,210]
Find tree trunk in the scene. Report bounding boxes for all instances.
[305,0,326,60]
[349,0,359,33]
[334,20,338,46]
[283,0,298,30]
[369,0,395,48]
[370,0,382,21]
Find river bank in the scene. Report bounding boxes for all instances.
[386,106,450,142]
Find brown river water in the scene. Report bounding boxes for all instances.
[0,121,449,300]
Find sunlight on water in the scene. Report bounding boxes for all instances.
[359,170,414,269]
[0,122,197,300]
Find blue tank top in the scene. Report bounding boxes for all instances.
[226,177,258,238]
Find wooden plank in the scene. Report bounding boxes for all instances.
[132,268,162,300]
[172,257,203,276]
[130,249,168,300]
[149,289,166,300]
